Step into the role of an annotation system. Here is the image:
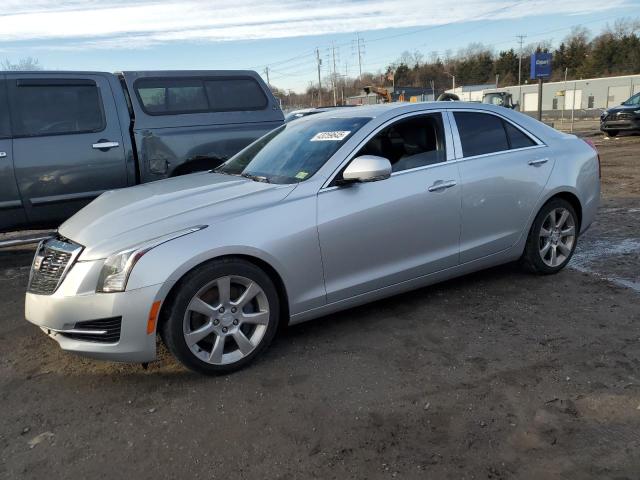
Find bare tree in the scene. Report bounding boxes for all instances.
[1,57,43,71]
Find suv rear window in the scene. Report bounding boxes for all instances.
[9,80,105,138]
[135,77,268,115]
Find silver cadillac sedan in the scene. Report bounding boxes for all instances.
[25,102,600,374]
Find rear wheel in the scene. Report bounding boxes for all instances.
[606,130,619,137]
[522,198,578,275]
[161,259,280,375]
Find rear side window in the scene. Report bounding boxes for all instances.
[9,80,105,137]
[204,79,268,111]
[136,79,208,114]
[135,77,268,115]
[454,112,536,157]
[0,81,10,138]
[454,112,508,157]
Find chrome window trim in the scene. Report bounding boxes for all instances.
[321,109,452,190]
[447,108,546,160]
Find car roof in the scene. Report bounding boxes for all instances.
[302,101,565,141]
[313,101,515,118]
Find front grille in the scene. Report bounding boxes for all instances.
[28,237,82,295]
[605,112,634,121]
[60,317,122,343]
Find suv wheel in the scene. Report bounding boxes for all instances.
[606,130,619,137]
[161,259,280,375]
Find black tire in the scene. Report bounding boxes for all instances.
[521,198,579,275]
[161,258,280,375]
[606,130,619,137]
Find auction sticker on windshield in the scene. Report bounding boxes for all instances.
[310,131,351,141]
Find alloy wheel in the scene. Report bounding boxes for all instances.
[538,207,576,267]
[182,275,270,365]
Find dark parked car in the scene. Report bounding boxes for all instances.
[0,70,283,232]
[600,92,640,137]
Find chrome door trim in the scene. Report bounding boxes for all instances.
[428,180,457,192]
[528,157,550,166]
[321,109,454,190]
[92,141,120,150]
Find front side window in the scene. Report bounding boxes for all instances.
[354,113,446,173]
[9,81,105,137]
[135,77,268,115]
[217,116,371,184]
[454,112,536,157]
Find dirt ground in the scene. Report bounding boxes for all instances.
[1,130,639,479]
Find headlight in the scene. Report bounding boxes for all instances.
[96,225,206,293]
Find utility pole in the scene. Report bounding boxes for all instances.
[263,66,270,87]
[331,42,338,107]
[561,67,568,125]
[355,32,365,82]
[430,79,435,101]
[315,48,322,107]
[516,35,526,108]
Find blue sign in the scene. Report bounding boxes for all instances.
[530,52,552,79]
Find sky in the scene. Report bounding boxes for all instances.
[0,0,637,92]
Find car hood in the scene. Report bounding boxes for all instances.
[604,104,639,115]
[60,172,296,260]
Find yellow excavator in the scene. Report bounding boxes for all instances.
[363,86,392,103]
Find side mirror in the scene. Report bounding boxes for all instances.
[342,155,392,183]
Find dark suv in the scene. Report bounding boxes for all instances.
[600,92,640,137]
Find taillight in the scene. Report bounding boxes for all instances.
[582,138,601,179]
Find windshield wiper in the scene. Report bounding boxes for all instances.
[241,172,271,183]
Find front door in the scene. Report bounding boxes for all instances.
[317,112,461,303]
[8,73,128,227]
[0,77,27,231]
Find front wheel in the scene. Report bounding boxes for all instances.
[606,130,619,137]
[522,199,578,275]
[161,259,280,375]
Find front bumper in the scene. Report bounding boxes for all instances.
[600,117,640,131]
[25,274,163,363]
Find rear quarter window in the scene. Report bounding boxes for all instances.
[135,77,268,115]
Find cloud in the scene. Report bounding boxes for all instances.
[0,0,628,50]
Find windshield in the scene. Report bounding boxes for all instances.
[623,93,640,106]
[217,116,371,184]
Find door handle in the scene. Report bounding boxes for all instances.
[428,180,457,192]
[0,152,6,158]
[528,158,549,166]
[92,141,120,150]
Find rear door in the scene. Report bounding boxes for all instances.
[450,110,555,263]
[7,73,128,226]
[0,76,28,230]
